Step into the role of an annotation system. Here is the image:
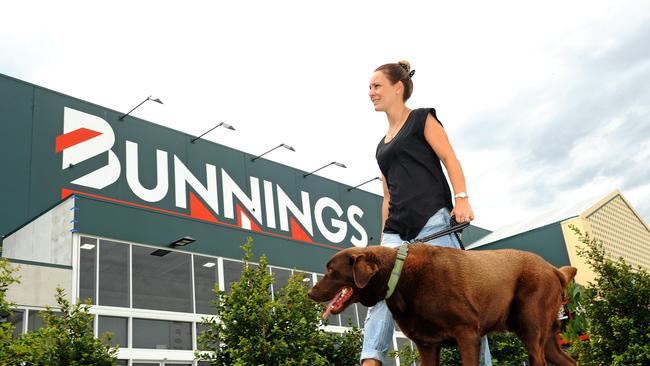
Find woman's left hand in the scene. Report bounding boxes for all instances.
[451,199,474,223]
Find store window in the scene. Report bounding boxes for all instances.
[99,240,130,307]
[132,318,192,350]
[396,337,415,366]
[132,246,192,313]
[339,303,358,327]
[98,315,128,348]
[27,310,63,332]
[270,267,291,294]
[194,256,219,314]
[357,304,369,327]
[9,309,24,338]
[222,259,243,293]
[79,237,97,304]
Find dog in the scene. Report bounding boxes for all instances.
[308,243,577,366]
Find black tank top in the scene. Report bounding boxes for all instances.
[375,108,453,240]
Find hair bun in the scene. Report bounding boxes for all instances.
[398,60,411,73]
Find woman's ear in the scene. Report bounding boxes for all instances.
[352,254,379,288]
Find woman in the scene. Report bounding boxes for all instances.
[362,60,492,365]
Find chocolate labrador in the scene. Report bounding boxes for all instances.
[308,243,577,366]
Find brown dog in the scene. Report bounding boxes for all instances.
[308,243,577,366]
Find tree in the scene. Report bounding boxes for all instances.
[568,226,650,366]
[7,288,118,366]
[196,237,362,365]
[0,258,20,363]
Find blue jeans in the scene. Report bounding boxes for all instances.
[361,208,492,365]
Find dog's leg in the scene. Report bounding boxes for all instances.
[455,330,481,366]
[544,333,576,366]
[516,327,547,366]
[415,342,440,366]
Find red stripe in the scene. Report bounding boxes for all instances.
[61,188,342,251]
[55,128,102,152]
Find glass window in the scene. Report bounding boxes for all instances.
[132,318,192,350]
[222,259,243,293]
[98,316,128,348]
[385,339,397,366]
[79,237,97,304]
[132,363,160,366]
[99,240,130,307]
[396,337,414,365]
[271,267,291,294]
[357,304,368,327]
[194,256,219,314]
[27,310,63,332]
[9,309,24,338]
[164,364,192,366]
[339,303,358,327]
[196,321,218,350]
[115,360,128,366]
[132,246,193,313]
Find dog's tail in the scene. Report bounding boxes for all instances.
[557,266,577,289]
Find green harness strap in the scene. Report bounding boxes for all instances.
[385,241,409,299]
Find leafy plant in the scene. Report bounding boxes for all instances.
[568,225,650,366]
[196,237,362,365]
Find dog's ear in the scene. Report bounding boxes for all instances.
[352,254,379,288]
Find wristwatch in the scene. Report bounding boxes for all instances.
[454,192,468,199]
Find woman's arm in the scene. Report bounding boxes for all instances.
[423,113,475,222]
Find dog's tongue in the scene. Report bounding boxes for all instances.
[322,286,353,320]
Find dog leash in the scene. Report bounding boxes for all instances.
[385,217,470,299]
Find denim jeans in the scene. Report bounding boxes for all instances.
[360,207,493,365]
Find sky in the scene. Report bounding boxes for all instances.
[1,0,648,231]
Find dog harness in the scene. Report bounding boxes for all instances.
[384,218,470,299]
[385,241,409,299]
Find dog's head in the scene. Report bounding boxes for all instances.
[308,247,388,319]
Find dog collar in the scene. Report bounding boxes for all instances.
[385,241,409,299]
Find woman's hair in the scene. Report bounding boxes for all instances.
[375,60,414,101]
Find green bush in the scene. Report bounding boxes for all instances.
[0,258,118,365]
[568,226,650,365]
[196,237,362,365]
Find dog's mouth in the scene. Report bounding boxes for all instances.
[322,286,354,320]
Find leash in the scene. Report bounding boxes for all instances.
[385,216,469,299]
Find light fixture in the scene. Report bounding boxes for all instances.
[190,122,236,143]
[251,143,295,162]
[303,161,346,178]
[171,236,195,247]
[347,176,382,191]
[118,96,164,121]
[80,243,96,250]
[302,277,311,283]
[150,249,171,257]
[203,262,216,268]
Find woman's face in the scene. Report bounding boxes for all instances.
[369,70,402,112]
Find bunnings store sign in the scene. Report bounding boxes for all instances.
[0,74,381,249]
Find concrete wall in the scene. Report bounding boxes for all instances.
[3,197,74,266]
[5,262,72,307]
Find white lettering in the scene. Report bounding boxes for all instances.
[276,186,313,235]
[263,180,276,228]
[347,205,368,247]
[126,141,168,202]
[173,155,219,214]
[222,169,262,223]
[314,197,347,243]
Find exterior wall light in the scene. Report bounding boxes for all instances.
[251,143,295,162]
[171,236,196,247]
[118,96,163,121]
[190,122,236,143]
[303,161,347,178]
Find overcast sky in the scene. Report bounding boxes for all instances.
[1,0,648,231]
